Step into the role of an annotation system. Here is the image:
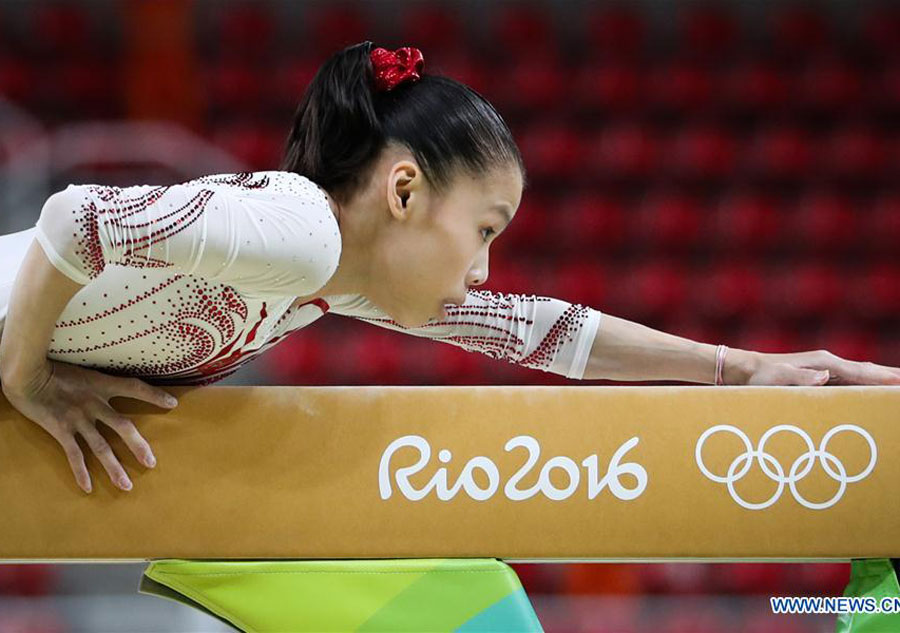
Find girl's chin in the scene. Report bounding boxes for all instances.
[392,303,444,327]
[393,311,433,329]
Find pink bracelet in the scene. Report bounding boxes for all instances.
[715,344,728,386]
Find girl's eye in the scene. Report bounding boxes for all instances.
[481,227,496,242]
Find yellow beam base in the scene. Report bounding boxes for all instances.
[1,386,897,560]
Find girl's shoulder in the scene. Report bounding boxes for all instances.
[181,170,333,215]
[184,170,321,196]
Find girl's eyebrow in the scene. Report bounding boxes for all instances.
[491,204,513,227]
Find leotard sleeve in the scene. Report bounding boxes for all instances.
[326,290,602,380]
[33,172,341,298]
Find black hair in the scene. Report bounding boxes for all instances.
[279,40,527,207]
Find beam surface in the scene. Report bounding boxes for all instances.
[1,385,897,561]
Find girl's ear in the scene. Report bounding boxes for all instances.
[387,160,421,220]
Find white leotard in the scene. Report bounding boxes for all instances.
[0,171,602,385]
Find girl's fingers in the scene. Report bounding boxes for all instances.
[832,360,900,386]
[870,363,900,378]
[113,377,177,409]
[57,433,92,494]
[785,351,900,386]
[861,362,900,385]
[94,405,156,469]
[75,420,132,491]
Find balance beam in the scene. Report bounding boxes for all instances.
[1,386,897,562]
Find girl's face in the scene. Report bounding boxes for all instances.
[371,160,523,328]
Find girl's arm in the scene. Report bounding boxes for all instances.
[325,289,602,379]
[0,237,177,495]
[0,239,83,391]
[324,290,760,385]
[32,174,340,299]
[582,312,758,385]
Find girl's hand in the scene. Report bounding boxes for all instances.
[742,350,900,386]
[1,359,177,493]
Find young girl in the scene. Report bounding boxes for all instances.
[0,41,897,496]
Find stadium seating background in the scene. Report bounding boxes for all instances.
[0,1,896,631]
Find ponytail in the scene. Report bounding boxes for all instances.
[280,41,526,207]
[279,41,383,205]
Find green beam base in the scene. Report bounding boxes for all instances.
[835,559,900,633]
[139,558,543,633]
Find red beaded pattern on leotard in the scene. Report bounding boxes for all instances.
[43,171,336,385]
[349,290,592,374]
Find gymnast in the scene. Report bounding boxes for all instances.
[0,41,898,495]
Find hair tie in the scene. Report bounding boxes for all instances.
[715,344,729,385]
[370,46,424,92]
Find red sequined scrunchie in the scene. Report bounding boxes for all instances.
[370,46,425,92]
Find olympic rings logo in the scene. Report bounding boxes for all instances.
[695,424,876,510]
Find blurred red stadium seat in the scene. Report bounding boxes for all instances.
[571,59,643,114]
[787,189,860,254]
[562,562,642,594]
[612,259,690,319]
[794,56,865,115]
[873,62,900,115]
[0,57,34,102]
[734,318,800,354]
[399,6,464,57]
[210,122,283,169]
[862,193,900,256]
[665,123,739,182]
[555,191,628,253]
[589,120,662,181]
[424,52,491,96]
[554,258,610,308]
[745,124,815,181]
[498,192,551,252]
[516,120,585,180]
[492,54,567,115]
[793,561,854,595]
[583,5,646,59]
[821,124,891,182]
[26,4,98,58]
[763,262,846,320]
[487,3,559,62]
[692,259,765,321]
[633,189,706,251]
[767,5,834,58]
[638,562,711,594]
[204,61,267,113]
[215,3,276,61]
[57,60,120,116]
[860,5,900,58]
[662,311,723,350]
[508,562,561,594]
[345,328,404,384]
[847,261,900,321]
[645,60,717,115]
[0,564,56,595]
[721,60,791,115]
[712,562,792,594]
[260,334,325,383]
[305,5,370,56]
[421,341,484,384]
[676,5,742,60]
[711,190,782,254]
[268,56,320,109]
[484,259,534,296]
[814,321,879,363]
